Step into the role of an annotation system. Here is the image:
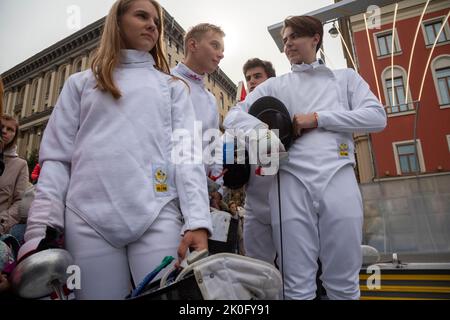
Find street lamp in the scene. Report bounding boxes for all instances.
[329,23,339,38]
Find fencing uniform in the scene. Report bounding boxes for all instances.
[23,50,212,299]
[224,60,386,299]
[242,166,277,265]
[171,63,223,193]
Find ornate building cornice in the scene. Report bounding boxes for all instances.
[2,18,105,89]
[2,9,236,96]
[163,10,185,50]
[19,107,54,127]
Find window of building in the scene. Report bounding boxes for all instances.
[17,86,25,107]
[2,94,7,112]
[44,73,52,100]
[435,67,450,105]
[432,56,450,107]
[375,29,401,56]
[75,60,82,73]
[423,18,449,45]
[31,79,39,106]
[58,66,66,94]
[447,135,450,152]
[386,77,407,110]
[397,143,418,174]
[168,38,172,47]
[393,140,425,175]
[45,77,51,99]
[42,72,52,108]
[88,50,96,65]
[220,92,224,109]
[176,44,180,54]
[382,67,414,114]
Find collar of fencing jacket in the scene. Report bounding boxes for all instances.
[120,49,155,67]
[291,58,325,73]
[291,58,336,80]
[174,62,205,86]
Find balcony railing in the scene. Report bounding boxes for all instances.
[19,107,54,126]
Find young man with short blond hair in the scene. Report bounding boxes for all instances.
[172,23,225,206]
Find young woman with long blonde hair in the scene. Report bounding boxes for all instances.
[19,0,211,299]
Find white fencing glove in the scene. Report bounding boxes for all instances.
[250,125,287,176]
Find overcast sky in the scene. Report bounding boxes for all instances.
[0,0,347,84]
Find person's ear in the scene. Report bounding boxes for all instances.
[187,38,197,53]
[312,33,320,49]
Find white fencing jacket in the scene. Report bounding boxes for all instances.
[171,63,223,193]
[25,50,212,248]
[224,61,387,197]
[171,63,219,150]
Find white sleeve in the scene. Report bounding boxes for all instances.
[208,150,224,196]
[223,84,271,133]
[171,80,213,235]
[209,103,224,195]
[25,75,81,241]
[317,69,387,133]
[223,102,258,132]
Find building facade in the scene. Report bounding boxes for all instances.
[265,0,450,254]
[267,0,397,183]
[350,0,450,181]
[1,8,237,160]
[267,0,449,183]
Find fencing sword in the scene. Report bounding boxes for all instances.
[248,96,293,300]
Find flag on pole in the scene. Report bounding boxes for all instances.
[236,81,247,102]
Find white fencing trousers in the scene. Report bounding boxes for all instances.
[269,165,363,300]
[243,211,277,265]
[64,200,183,300]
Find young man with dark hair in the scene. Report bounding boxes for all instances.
[243,58,276,93]
[240,58,278,265]
[224,15,386,299]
